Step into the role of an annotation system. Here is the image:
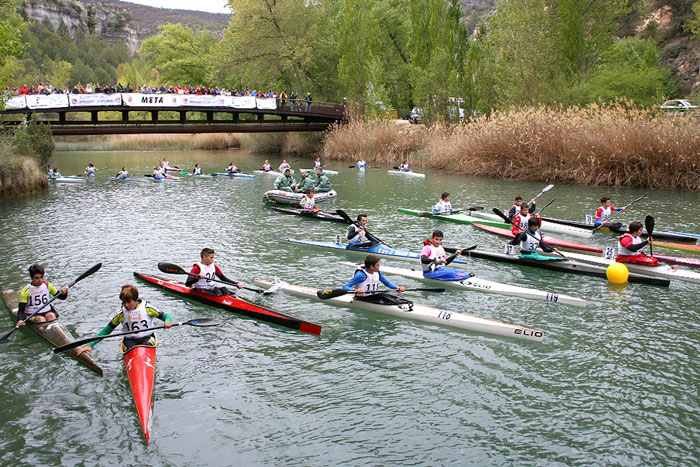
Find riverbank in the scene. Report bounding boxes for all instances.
[0,151,48,201]
[322,103,700,191]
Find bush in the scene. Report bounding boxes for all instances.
[13,116,55,166]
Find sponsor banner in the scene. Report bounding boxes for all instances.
[4,96,27,110]
[69,93,122,107]
[122,93,182,107]
[256,97,277,110]
[180,94,227,107]
[230,96,256,109]
[25,94,69,110]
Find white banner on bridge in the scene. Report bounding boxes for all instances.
[69,93,122,107]
[181,94,227,107]
[230,96,256,109]
[256,97,277,110]
[122,93,182,107]
[25,94,69,109]
[4,96,27,110]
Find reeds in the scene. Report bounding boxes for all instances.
[55,133,242,151]
[322,104,700,191]
[0,142,48,200]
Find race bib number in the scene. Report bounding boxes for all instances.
[503,243,516,255]
[335,234,342,244]
[603,247,616,260]
[585,215,594,225]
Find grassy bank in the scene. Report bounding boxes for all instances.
[322,103,700,191]
[0,150,48,201]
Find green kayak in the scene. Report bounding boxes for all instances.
[397,208,510,228]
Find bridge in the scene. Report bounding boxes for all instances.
[0,94,346,135]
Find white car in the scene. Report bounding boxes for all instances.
[659,99,699,111]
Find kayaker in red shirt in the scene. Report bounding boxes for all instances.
[511,204,541,236]
[595,197,626,226]
[617,221,659,266]
[185,248,244,296]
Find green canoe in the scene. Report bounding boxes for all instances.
[397,208,511,228]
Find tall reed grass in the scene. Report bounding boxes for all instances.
[0,143,48,200]
[240,132,323,155]
[322,104,700,191]
[55,133,242,151]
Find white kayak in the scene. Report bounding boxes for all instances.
[254,170,285,176]
[388,170,425,178]
[339,262,586,307]
[563,251,700,284]
[254,280,544,342]
[263,189,337,205]
[467,210,593,239]
[301,168,339,175]
[49,177,84,183]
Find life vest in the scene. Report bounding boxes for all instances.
[520,229,542,253]
[421,240,447,272]
[300,195,315,210]
[120,300,155,339]
[352,266,381,292]
[597,206,613,222]
[24,282,53,315]
[193,262,217,290]
[514,213,532,231]
[193,167,202,175]
[262,164,271,171]
[432,200,452,214]
[347,224,366,243]
[618,233,642,257]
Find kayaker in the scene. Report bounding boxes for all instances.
[298,188,320,213]
[313,157,323,170]
[16,264,68,326]
[510,203,541,236]
[273,168,296,192]
[420,231,471,280]
[85,163,96,176]
[432,192,459,215]
[152,166,165,180]
[185,248,244,296]
[225,162,241,174]
[507,196,537,221]
[314,168,332,193]
[595,197,626,226]
[116,167,129,179]
[347,214,377,248]
[262,160,272,172]
[617,221,658,265]
[398,160,411,172]
[510,217,558,256]
[192,164,202,175]
[295,169,315,193]
[79,284,173,355]
[356,159,369,168]
[52,168,62,178]
[278,159,292,172]
[343,254,406,294]
[47,165,54,178]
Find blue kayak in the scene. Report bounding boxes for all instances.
[211,172,255,179]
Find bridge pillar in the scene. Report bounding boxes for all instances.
[122,110,129,122]
[206,111,214,122]
[179,111,186,123]
[151,111,158,122]
[257,114,264,122]
[91,111,98,123]
[59,112,66,123]
[231,113,239,123]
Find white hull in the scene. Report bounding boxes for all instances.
[254,280,544,342]
[50,177,84,183]
[468,211,593,239]
[564,251,700,283]
[254,170,285,176]
[341,262,586,307]
[301,168,338,175]
[263,189,337,205]
[388,170,425,178]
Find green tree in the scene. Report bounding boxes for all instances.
[0,0,26,98]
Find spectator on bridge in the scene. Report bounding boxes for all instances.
[289,91,298,111]
[280,91,287,108]
[305,92,312,112]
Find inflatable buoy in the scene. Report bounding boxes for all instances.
[606,262,629,284]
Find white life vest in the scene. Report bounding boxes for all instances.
[226,165,238,172]
[356,160,366,168]
[520,229,542,253]
[193,167,202,175]
[163,161,171,168]
[347,224,366,243]
[262,164,271,171]
[618,233,643,257]
[421,243,447,272]
[153,168,164,177]
[598,206,613,222]
[193,262,217,290]
[300,195,315,210]
[85,167,95,175]
[25,282,52,315]
[353,267,381,292]
[279,163,291,171]
[433,200,452,214]
[121,300,155,339]
[314,161,322,169]
[117,171,128,179]
[515,213,532,231]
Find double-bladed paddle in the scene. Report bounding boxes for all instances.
[443,245,478,256]
[492,208,566,258]
[316,287,446,300]
[645,215,655,256]
[52,318,222,354]
[157,262,270,294]
[334,209,387,245]
[0,263,103,342]
[591,193,648,232]
[535,199,555,217]
[529,184,554,204]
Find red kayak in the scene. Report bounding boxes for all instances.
[655,255,700,268]
[124,345,156,444]
[134,273,321,335]
[472,223,603,254]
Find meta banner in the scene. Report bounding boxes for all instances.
[122,93,182,107]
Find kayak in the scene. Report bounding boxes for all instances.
[653,241,700,254]
[278,238,469,266]
[472,223,603,255]
[388,170,425,178]
[655,255,700,268]
[667,231,700,239]
[466,210,593,239]
[541,216,697,243]
[269,206,346,223]
[164,167,181,172]
[301,168,339,175]
[398,208,510,228]
[254,170,285,176]
[109,177,146,182]
[263,189,337,205]
[254,280,544,342]
[0,287,103,375]
[211,172,255,179]
[49,177,84,183]
[461,250,670,287]
[562,251,700,284]
[124,345,156,444]
[339,262,587,307]
[133,273,321,335]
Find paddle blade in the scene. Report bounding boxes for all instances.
[418,212,434,217]
[262,280,285,295]
[645,215,655,235]
[185,318,222,327]
[0,327,18,342]
[492,208,509,222]
[466,206,484,212]
[316,288,349,299]
[158,262,186,275]
[334,209,353,224]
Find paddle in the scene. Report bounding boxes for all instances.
[444,245,478,255]
[52,318,222,354]
[466,206,484,212]
[591,193,648,232]
[492,208,566,258]
[529,184,554,204]
[0,263,102,342]
[156,262,269,294]
[645,215,655,256]
[316,287,446,300]
[535,199,555,217]
[334,209,386,245]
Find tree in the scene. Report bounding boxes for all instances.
[0,0,26,99]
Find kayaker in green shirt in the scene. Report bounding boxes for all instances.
[273,168,296,192]
[315,168,332,193]
[295,169,315,193]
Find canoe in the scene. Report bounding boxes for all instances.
[133,273,321,335]
[398,208,510,228]
[263,189,337,205]
[653,241,700,254]
[541,216,697,243]
[278,238,469,266]
[655,255,700,268]
[562,251,700,284]
[269,206,346,223]
[460,250,670,287]
[301,168,339,175]
[124,345,156,444]
[466,210,593,239]
[49,177,84,183]
[388,170,425,178]
[210,172,255,179]
[254,280,544,342]
[472,223,603,254]
[339,262,587,307]
[0,287,103,375]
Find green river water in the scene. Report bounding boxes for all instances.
[0,149,698,466]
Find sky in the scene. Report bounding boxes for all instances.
[121,0,231,14]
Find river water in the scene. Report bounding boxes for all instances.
[0,149,698,465]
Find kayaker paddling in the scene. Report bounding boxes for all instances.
[17,264,68,327]
[262,160,272,172]
[510,217,560,256]
[346,214,381,248]
[507,196,537,221]
[398,160,411,172]
[595,197,627,226]
[278,159,292,172]
[420,230,471,281]
[225,162,241,174]
[192,164,202,175]
[116,167,129,180]
[343,254,406,296]
[313,157,323,170]
[185,248,244,296]
[432,192,460,215]
[85,163,96,176]
[298,188,320,213]
[617,221,659,266]
[510,203,541,236]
